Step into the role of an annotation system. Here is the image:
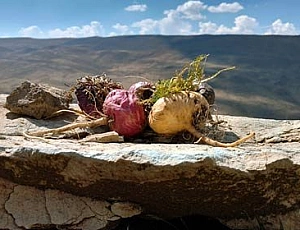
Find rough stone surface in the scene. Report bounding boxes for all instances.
[5,185,51,228]
[0,178,19,230]
[0,177,141,230]
[4,81,72,119]
[0,94,300,229]
[111,202,142,218]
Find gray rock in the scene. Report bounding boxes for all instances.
[0,94,300,229]
[0,178,20,230]
[111,202,142,218]
[4,81,72,119]
[5,185,51,229]
[0,177,138,230]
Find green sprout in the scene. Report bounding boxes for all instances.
[149,54,235,103]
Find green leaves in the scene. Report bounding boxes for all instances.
[149,54,234,104]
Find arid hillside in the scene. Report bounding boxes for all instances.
[0,35,299,119]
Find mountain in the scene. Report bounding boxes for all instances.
[0,35,299,119]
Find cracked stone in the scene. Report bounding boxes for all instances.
[0,178,20,230]
[45,189,95,225]
[69,217,111,230]
[81,197,114,220]
[5,185,51,229]
[111,202,142,218]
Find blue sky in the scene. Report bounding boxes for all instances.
[0,0,299,38]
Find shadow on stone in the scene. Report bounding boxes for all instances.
[5,111,24,120]
[114,214,231,230]
[127,126,241,144]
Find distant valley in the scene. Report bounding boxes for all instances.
[0,35,299,119]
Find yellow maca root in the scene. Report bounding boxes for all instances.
[149,91,210,134]
[148,91,255,147]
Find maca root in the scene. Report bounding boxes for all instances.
[148,91,255,147]
[23,92,255,148]
[188,125,255,147]
[22,55,255,147]
[24,117,108,138]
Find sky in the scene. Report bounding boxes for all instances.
[0,0,299,38]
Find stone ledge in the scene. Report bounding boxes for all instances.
[0,94,300,229]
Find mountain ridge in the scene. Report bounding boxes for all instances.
[1,35,299,119]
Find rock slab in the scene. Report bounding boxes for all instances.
[4,81,72,119]
[0,94,300,229]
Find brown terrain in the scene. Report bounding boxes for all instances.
[0,35,299,119]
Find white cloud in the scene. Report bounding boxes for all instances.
[18,25,44,38]
[175,0,207,20]
[17,3,299,38]
[208,2,243,13]
[151,1,207,35]
[199,15,258,34]
[265,19,298,35]
[198,21,219,34]
[132,19,158,34]
[18,21,105,38]
[125,4,147,12]
[159,9,194,35]
[112,23,130,35]
[131,1,207,35]
[231,15,258,33]
[48,21,104,38]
